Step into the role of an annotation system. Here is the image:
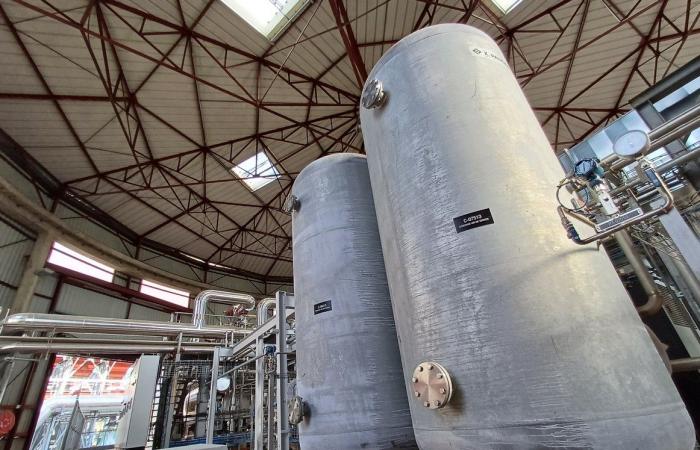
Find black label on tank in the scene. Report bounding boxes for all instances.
[313,300,332,315]
[453,208,494,233]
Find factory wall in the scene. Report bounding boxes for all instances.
[0,215,184,450]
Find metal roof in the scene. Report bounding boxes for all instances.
[0,0,698,282]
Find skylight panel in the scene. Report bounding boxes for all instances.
[492,0,523,14]
[220,0,309,39]
[231,152,280,191]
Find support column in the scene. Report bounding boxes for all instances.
[12,231,53,313]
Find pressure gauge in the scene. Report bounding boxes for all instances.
[613,130,650,159]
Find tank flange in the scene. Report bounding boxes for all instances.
[411,361,452,409]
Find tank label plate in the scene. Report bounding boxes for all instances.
[453,208,494,233]
[313,300,332,315]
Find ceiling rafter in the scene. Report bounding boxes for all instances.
[1,0,697,282]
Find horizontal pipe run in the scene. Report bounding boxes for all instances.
[670,357,700,373]
[611,146,700,195]
[2,313,250,338]
[0,342,216,354]
[601,103,700,172]
[648,103,700,144]
[0,336,215,346]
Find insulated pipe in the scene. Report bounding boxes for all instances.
[1,313,249,338]
[648,103,700,146]
[0,341,216,354]
[257,298,276,326]
[615,230,664,316]
[192,290,255,328]
[611,146,700,195]
[601,103,700,170]
[0,336,215,346]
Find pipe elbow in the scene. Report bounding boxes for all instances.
[636,292,664,316]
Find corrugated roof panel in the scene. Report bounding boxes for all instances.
[1,0,696,278]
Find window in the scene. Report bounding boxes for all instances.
[47,242,115,282]
[231,152,280,191]
[220,0,309,39]
[492,0,523,14]
[653,77,700,113]
[140,280,190,307]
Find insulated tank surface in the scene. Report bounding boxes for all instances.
[359,24,695,449]
[291,154,416,449]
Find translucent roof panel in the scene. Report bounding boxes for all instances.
[220,0,308,39]
[231,152,280,191]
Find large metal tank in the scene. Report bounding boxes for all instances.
[291,154,416,449]
[359,24,695,449]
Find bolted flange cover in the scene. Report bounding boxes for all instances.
[411,361,453,410]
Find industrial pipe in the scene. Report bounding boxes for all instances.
[559,168,674,245]
[611,146,700,195]
[601,103,700,171]
[1,313,250,338]
[670,357,700,373]
[257,297,276,326]
[648,103,700,146]
[615,230,664,316]
[0,340,217,354]
[0,335,214,346]
[192,290,255,329]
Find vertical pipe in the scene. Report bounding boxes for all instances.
[614,230,663,315]
[275,291,289,450]
[254,337,265,449]
[266,377,274,448]
[206,347,220,444]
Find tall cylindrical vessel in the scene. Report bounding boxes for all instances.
[360,24,695,449]
[291,154,416,449]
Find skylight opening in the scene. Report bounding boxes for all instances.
[220,0,309,40]
[47,242,115,283]
[140,280,190,308]
[492,0,523,14]
[231,152,280,191]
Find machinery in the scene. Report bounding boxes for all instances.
[114,355,160,450]
[359,24,696,449]
[0,290,297,450]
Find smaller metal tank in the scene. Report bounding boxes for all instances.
[291,154,416,449]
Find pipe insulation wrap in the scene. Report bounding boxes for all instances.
[359,24,695,449]
[291,154,416,449]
